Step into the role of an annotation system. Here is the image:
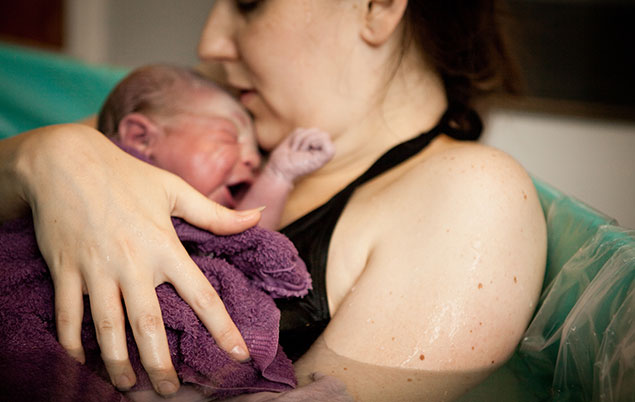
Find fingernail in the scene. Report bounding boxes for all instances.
[115,374,133,391]
[230,345,251,362]
[239,206,266,214]
[157,380,177,396]
[236,206,265,220]
[70,348,86,364]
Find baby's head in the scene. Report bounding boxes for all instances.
[98,64,260,207]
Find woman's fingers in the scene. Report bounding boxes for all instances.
[169,258,250,362]
[87,277,136,391]
[121,281,180,396]
[53,270,86,364]
[169,174,261,234]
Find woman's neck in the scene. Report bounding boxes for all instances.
[332,76,445,170]
[281,51,447,226]
[307,45,446,175]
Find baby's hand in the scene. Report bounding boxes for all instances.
[266,128,335,183]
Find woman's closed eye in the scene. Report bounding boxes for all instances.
[235,0,262,14]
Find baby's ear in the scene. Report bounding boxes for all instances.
[361,0,408,46]
[117,113,162,157]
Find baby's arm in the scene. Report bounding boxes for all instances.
[237,128,334,230]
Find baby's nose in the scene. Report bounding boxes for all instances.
[241,147,262,174]
[230,158,258,185]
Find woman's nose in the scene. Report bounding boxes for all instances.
[198,0,238,62]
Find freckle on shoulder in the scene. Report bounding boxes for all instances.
[434,143,530,181]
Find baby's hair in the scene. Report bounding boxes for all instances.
[97,64,221,138]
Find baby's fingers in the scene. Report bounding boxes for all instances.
[294,128,333,153]
[298,129,335,163]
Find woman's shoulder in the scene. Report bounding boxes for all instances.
[363,139,546,251]
[382,140,537,212]
[416,140,530,184]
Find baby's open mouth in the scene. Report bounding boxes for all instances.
[228,181,251,204]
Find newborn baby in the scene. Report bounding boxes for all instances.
[97,66,335,401]
[98,64,334,230]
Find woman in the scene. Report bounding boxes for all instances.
[0,0,547,400]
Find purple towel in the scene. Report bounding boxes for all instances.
[0,216,311,401]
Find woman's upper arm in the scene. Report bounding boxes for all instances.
[298,144,547,399]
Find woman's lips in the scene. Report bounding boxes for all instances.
[239,90,256,106]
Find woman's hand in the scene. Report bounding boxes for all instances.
[11,124,261,396]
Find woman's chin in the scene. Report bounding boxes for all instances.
[253,120,292,152]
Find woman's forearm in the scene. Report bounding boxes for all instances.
[294,338,488,402]
[0,127,49,221]
[0,123,108,222]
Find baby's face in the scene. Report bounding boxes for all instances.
[150,89,261,208]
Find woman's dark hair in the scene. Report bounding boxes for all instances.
[403,0,520,135]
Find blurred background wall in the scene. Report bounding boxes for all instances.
[1,0,633,228]
[63,0,210,67]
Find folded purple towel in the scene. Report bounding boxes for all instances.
[0,216,311,401]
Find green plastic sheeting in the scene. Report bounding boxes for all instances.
[0,42,128,138]
[1,41,633,402]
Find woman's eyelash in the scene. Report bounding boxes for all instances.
[236,0,261,13]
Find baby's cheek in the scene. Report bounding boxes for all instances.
[188,146,240,195]
[212,146,241,184]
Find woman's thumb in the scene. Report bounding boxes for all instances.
[170,177,263,235]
